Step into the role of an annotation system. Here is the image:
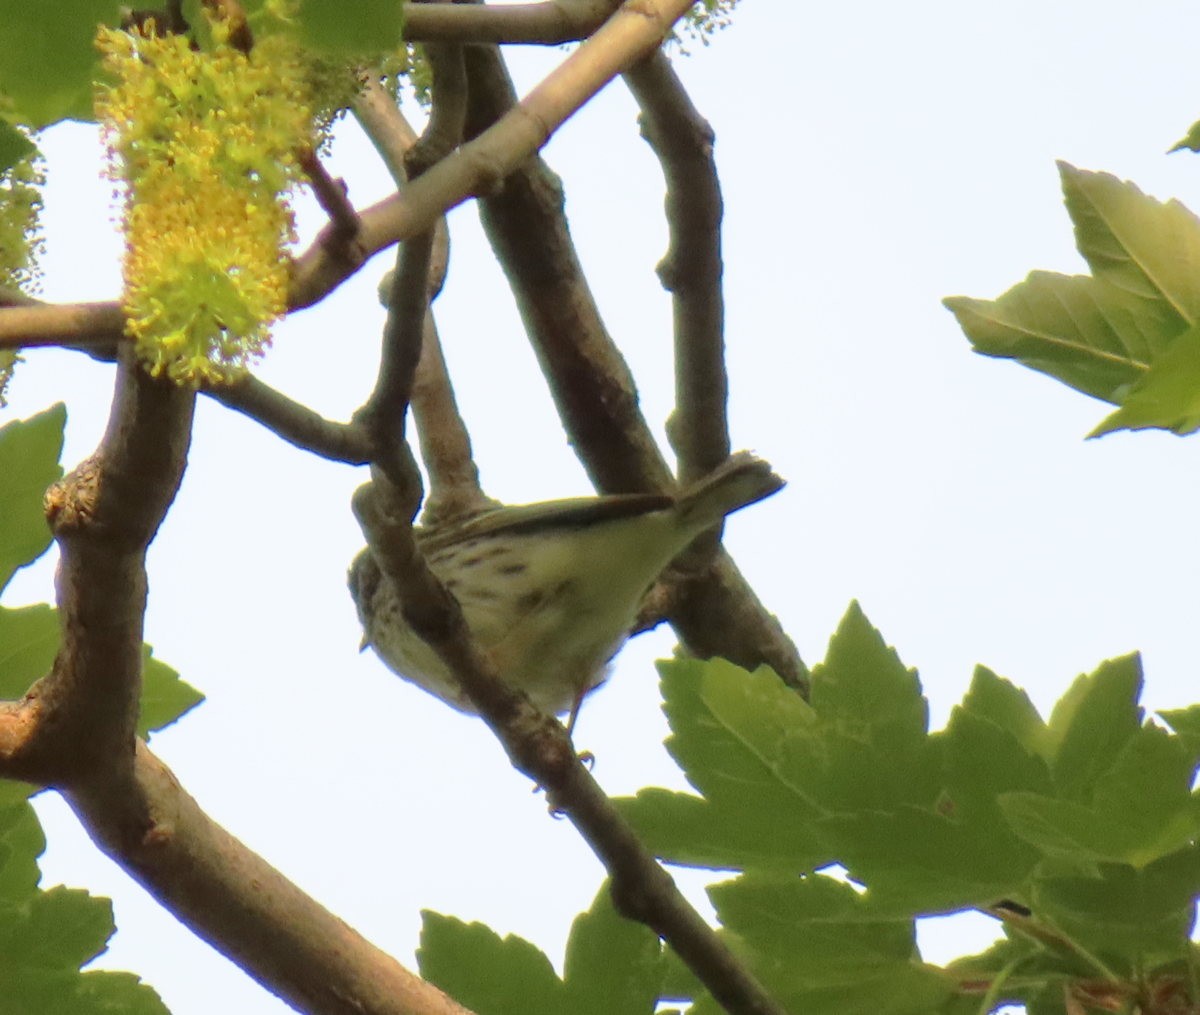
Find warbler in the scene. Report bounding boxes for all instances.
[348,452,784,718]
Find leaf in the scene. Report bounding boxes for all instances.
[958,666,1051,762]
[0,606,203,737]
[695,873,955,1015]
[418,912,566,1015]
[293,0,404,56]
[0,797,44,905]
[420,888,663,1015]
[945,271,1169,403]
[1170,118,1200,154]
[807,602,939,811]
[0,404,64,592]
[138,645,203,737]
[819,805,1037,914]
[0,604,58,698]
[0,885,113,970]
[1088,321,1200,435]
[1031,849,1200,969]
[0,120,35,173]
[1159,705,1200,765]
[0,1,122,127]
[1061,162,1200,320]
[616,656,828,871]
[1001,725,1200,867]
[562,884,663,1015]
[945,163,1200,436]
[1045,655,1143,802]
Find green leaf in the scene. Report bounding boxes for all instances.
[293,0,404,56]
[0,120,35,173]
[1088,321,1200,435]
[0,885,113,970]
[807,602,939,811]
[958,666,1051,762]
[615,656,827,871]
[0,2,122,127]
[818,805,1037,913]
[0,797,44,905]
[0,604,58,698]
[1170,118,1200,154]
[945,271,1168,403]
[697,873,955,1015]
[1031,849,1200,970]
[945,163,1200,435]
[138,645,203,737]
[1159,705,1200,765]
[0,404,64,592]
[0,606,203,737]
[562,884,663,1015]
[1046,654,1143,802]
[418,912,566,1015]
[1061,162,1200,320]
[1001,725,1200,867]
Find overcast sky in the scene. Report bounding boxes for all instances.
[5,3,1200,1013]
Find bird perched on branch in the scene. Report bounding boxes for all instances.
[348,451,784,722]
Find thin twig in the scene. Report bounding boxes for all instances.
[354,78,489,520]
[203,375,372,462]
[462,42,808,695]
[624,50,729,486]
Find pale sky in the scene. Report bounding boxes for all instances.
[5,3,1200,1013]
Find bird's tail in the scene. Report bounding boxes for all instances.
[676,452,785,531]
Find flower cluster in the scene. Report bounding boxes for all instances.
[0,140,43,404]
[96,18,313,386]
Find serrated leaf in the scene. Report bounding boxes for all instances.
[0,797,43,904]
[138,645,202,737]
[1031,850,1200,969]
[0,404,64,592]
[818,805,1037,913]
[1061,162,1200,320]
[699,873,954,1015]
[0,606,202,738]
[0,885,113,970]
[1170,118,1200,154]
[613,788,819,871]
[1046,655,1143,801]
[562,883,662,1015]
[618,656,826,871]
[0,2,121,127]
[417,911,566,1015]
[1001,725,1200,867]
[944,271,1169,403]
[808,602,939,810]
[946,164,1200,436]
[959,666,1050,760]
[1159,705,1200,765]
[1088,321,1200,435]
[0,120,35,173]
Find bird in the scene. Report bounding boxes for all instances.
[348,451,784,722]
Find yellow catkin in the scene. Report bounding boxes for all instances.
[96,20,313,386]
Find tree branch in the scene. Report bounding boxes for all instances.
[65,741,475,1015]
[202,375,373,463]
[461,45,808,691]
[355,79,491,521]
[624,50,729,485]
[402,0,621,44]
[0,348,474,1015]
